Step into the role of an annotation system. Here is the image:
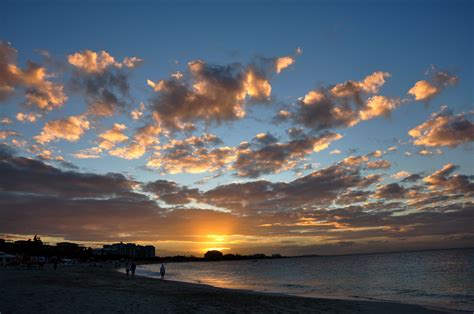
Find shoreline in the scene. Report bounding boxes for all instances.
[1,264,459,313]
[130,267,463,313]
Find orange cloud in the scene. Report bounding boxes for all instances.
[408,70,457,101]
[275,56,295,74]
[408,80,438,101]
[409,107,474,147]
[330,71,390,97]
[98,123,129,149]
[0,42,67,110]
[35,115,90,144]
[16,112,41,123]
[359,96,400,121]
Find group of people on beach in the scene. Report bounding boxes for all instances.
[125,262,136,277]
[125,262,166,280]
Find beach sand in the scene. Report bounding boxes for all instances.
[0,264,449,313]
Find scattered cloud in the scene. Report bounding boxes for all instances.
[408,70,458,101]
[0,41,67,110]
[291,72,395,131]
[233,132,342,178]
[409,107,474,147]
[16,112,41,123]
[68,49,140,117]
[98,123,129,150]
[35,114,90,144]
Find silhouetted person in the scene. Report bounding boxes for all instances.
[160,263,166,279]
[125,262,130,276]
[52,257,58,270]
[131,262,136,277]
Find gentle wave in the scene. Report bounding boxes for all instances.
[137,248,474,311]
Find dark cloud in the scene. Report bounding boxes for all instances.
[68,50,140,117]
[202,162,380,213]
[373,183,408,199]
[0,154,136,198]
[143,180,200,205]
[0,152,473,254]
[402,173,422,183]
[233,131,342,178]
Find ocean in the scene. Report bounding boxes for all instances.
[137,248,474,311]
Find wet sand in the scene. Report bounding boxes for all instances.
[0,264,450,313]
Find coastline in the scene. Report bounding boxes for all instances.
[0,264,456,313]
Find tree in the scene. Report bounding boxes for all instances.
[204,250,223,261]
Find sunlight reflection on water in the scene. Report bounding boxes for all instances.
[138,248,474,311]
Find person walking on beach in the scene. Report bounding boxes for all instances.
[125,262,130,277]
[131,262,136,278]
[160,263,166,280]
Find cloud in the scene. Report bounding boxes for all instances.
[68,50,142,73]
[417,148,443,156]
[131,102,145,120]
[0,153,136,198]
[35,114,90,144]
[409,107,474,147]
[366,159,391,170]
[109,142,146,160]
[146,133,235,174]
[330,149,342,155]
[109,120,163,160]
[292,72,394,131]
[0,41,67,110]
[392,171,411,179]
[142,180,200,205]
[16,112,41,123]
[1,151,473,254]
[68,49,141,117]
[342,155,368,166]
[373,183,408,199]
[147,57,288,130]
[408,81,438,101]
[72,147,102,159]
[275,56,295,74]
[423,164,473,195]
[233,131,342,178]
[408,70,458,101]
[98,123,128,149]
[358,96,400,121]
[330,71,390,98]
[202,162,381,214]
[1,117,12,124]
[0,130,19,140]
[402,173,422,183]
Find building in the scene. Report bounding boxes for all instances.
[95,242,155,258]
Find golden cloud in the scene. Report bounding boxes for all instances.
[0,42,67,110]
[275,56,295,74]
[35,115,90,144]
[409,107,474,147]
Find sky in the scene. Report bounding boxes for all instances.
[0,0,473,256]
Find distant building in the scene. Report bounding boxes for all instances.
[57,242,85,256]
[95,242,155,258]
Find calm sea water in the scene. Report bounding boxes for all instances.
[137,248,474,311]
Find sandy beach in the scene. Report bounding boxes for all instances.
[0,264,451,314]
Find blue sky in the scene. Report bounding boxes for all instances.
[0,0,473,255]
